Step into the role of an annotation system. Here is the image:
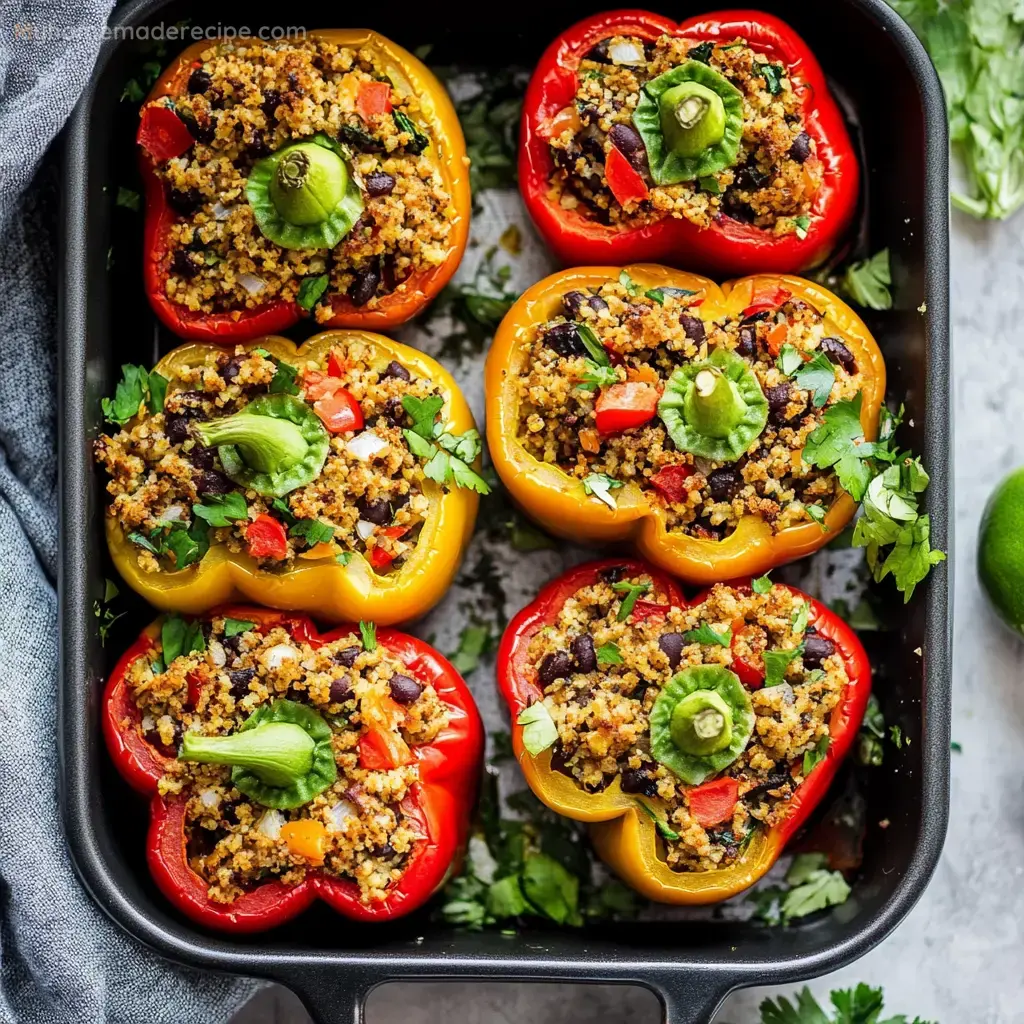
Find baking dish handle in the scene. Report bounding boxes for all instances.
[275,970,374,1024]
[650,973,733,1024]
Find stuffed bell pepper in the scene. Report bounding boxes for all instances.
[137,31,470,341]
[104,606,483,930]
[520,9,858,274]
[498,559,870,903]
[95,331,485,623]
[485,264,885,584]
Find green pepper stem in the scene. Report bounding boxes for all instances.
[683,367,748,438]
[197,411,309,473]
[670,689,734,756]
[179,722,315,786]
[659,80,727,159]
[269,142,348,226]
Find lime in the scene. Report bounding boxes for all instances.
[978,467,1024,635]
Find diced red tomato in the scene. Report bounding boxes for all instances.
[742,283,792,318]
[539,104,583,140]
[313,388,364,433]
[595,382,659,434]
[730,619,765,688]
[186,670,206,709]
[358,692,413,769]
[766,322,788,356]
[246,514,288,561]
[356,80,393,120]
[687,777,739,827]
[649,464,694,504]
[327,348,349,378]
[631,600,671,622]
[302,371,340,401]
[605,146,650,207]
[368,525,410,569]
[137,104,195,162]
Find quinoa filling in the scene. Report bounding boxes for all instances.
[146,38,456,320]
[548,34,821,232]
[525,569,846,872]
[513,275,865,539]
[129,615,449,904]
[95,341,453,571]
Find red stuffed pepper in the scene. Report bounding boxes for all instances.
[520,10,859,275]
[498,559,870,903]
[104,606,483,931]
[137,30,470,341]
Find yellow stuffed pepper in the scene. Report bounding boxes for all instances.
[95,331,484,624]
[485,264,886,584]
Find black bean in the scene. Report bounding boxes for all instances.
[680,313,706,344]
[550,744,576,778]
[620,766,659,797]
[708,467,741,502]
[182,111,215,145]
[188,68,212,94]
[228,668,255,699]
[803,634,836,670]
[329,678,352,703]
[722,190,754,223]
[820,337,857,374]
[789,132,812,163]
[187,826,223,861]
[552,140,582,171]
[376,843,397,860]
[765,383,792,423]
[608,123,649,173]
[356,495,392,525]
[746,770,793,800]
[381,397,406,427]
[348,264,381,306]
[261,89,282,121]
[599,565,627,583]
[392,491,410,510]
[580,129,605,162]
[658,632,685,670]
[389,674,423,704]
[382,360,411,382]
[196,470,234,494]
[171,249,200,280]
[380,253,398,295]
[220,354,246,383]
[164,413,192,445]
[187,444,217,470]
[543,321,587,358]
[587,294,609,314]
[287,71,301,93]
[736,325,757,357]
[693,516,725,540]
[365,171,396,197]
[168,187,202,215]
[742,310,771,326]
[538,651,572,686]
[736,164,769,191]
[562,291,589,319]
[570,634,597,674]
[334,646,361,667]
[586,39,612,62]
[247,129,271,158]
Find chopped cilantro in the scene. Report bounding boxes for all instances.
[681,623,732,647]
[115,187,141,212]
[392,110,430,153]
[806,503,829,529]
[335,551,353,565]
[582,473,622,510]
[404,424,491,494]
[499,224,522,255]
[635,800,680,840]
[856,693,886,766]
[192,491,247,528]
[450,624,495,675]
[752,574,773,595]
[359,620,377,651]
[793,350,836,408]
[802,395,874,501]
[779,853,851,922]
[889,724,903,749]
[687,41,714,63]
[575,359,619,392]
[160,613,205,665]
[793,214,811,240]
[790,602,810,634]
[222,617,255,638]
[270,497,297,527]
[761,62,785,93]
[575,322,611,366]
[101,364,166,424]
[93,578,124,646]
[758,983,936,1024]
[776,344,803,376]
[595,642,623,665]
[618,269,642,296]
[763,644,805,686]
[402,394,445,439]
[951,740,962,753]
[296,274,329,311]
[268,359,300,395]
[612,579,651,621]
[843,248,892,311]
[802,735,830,776]
[127,531,161,554]
[698,174,722,194]
[289,518,335,547]
[517,701,558,756]
[121,79,145,102]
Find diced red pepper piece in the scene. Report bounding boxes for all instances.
[356,80,393,120]
[368,526,410,569]
[246,514,288,561]
[186,670,205,709]
[137,104,195,162]
[649,464,694,504]
[358,726,412,769]
[631,600,671,622]
[742,283,792,318]
[313,388,364,433]
[327,348,349,378]
[594,382,659,435]
[687,777,739,827]
[605,146,650,207]
[302,371,345,401]
[730,620,765,688]
[766,322,788,356]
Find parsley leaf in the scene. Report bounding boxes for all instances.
[93,579,124,646]
[777,344,803,376]
[779,853,851,923]
[802,735,830,776]
[752,574,773,595]
[335,551,353,565]
[761,62,785,93]
[856,693,886,767]
[843,248,893,310]
[222,617,255,638]
[270,497,297,527]
[192,491,247,528]
[806,503,829,529]
[582,473,622,509]
[618,269,641,296]
[115,186,141,212]
[802,395,874,501]
[161,613,205,665]
[635,800,680,840]
[575,359,619,392]
[161,519,210,569]
[889,724,903,749]
[763,644,805,686]
[517,701,558,756]
[681,622,732,647]
[596,642,623,665]
[793,214,811,240]
[403,422,491,494]
[148,372,168,413]
[402,394,445,439]
[296,274,329,311]
[698,174,722,194]
[359,621,377,652]
[613,579,651,621]
[793,350,837,408]
[268,359,300,395]
[791,602,810,634]
[101,364,167,425]
[127,531,161,554]
[289,518,335,547]
[575,322,611,366]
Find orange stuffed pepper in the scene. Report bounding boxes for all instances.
[485,264,885,583]
[95,331,484,624]
[136,31,470,341]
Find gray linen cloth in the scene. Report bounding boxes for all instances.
[0,5,261,1022]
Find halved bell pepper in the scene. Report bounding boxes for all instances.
[497,559,871,904]
[105,331,478,624]
[519,10,859,275]
[138,30,470,341]
[103,606,483,931]
[484,263,886,584]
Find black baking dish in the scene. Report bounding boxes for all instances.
[58,2,951,1021]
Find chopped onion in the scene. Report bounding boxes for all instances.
[257,809,284,840]
[199,788,221,809]
[212,201,233,221]
[141,714,155,733]
[208,639,226,667]
[238,272,267,295]
[609,39,645,65]
[263,643,299,669]
[373,813,392,829]
[161,503,186,522]
[326,800,358,832]
[356,520,376,542]
[776,683,796,705]
[345,430,388,461]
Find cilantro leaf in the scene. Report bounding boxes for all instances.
[575,322,611,366]
[359,621,377,651]
[759,987,831,1024]
[582,473,622,509]
[270,497,297,527]
[752,574,773,595]
[402,394,445,439]
[520,853,582,926]
[761,62,784,93]
[115,187,141,212]
[802,735,830,776]
[148,372,168,413]
[192,491,248,528]
[763,644,805,686]
[162,519,210,569]
[688,40,714,63]
[296,274,329,311]
[449,624,494,675]
[222,617,255,638]
[618,269,641,296]
[698,174,722,194]
[161,613,205,665]
[612,579,651,621]
[635,800,680,840]
[517,701,558,755]
[681,622,732,647]
[802,395,875,501]
[793,350,837,408]
[889,724,903,749]
[777,344,803,376]
[268,359,300,395]
[575,359,619,392]
[101,364,162,425]
[793,214,810,240]
[436,428,483,464]
[335,551,353,565]
[780,854,851,923]
[289,518,335,547]
[843,248,892,310]
[595,642,623,665]
[128,531,161,554]
[791,602,810,634]
[806,503,829,529]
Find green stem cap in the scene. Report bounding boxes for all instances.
[670,689,733,756]
[180,721,315,786]
[269,143,347,226]
[685,366,748,438]
[197,409,309,474]
[659,82,726,159]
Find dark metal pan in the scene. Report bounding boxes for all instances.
[59,1,951,1020]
